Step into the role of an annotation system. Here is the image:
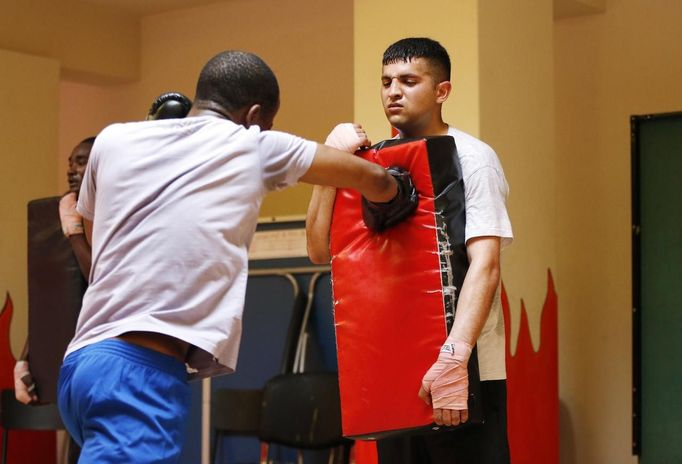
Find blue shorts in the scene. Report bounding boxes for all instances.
[58,339,190,464]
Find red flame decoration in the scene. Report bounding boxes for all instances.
[503,270,559,464]
[353,271,559,464]
[0,292,57,464]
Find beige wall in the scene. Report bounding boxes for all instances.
[555,0,682,462]
[0,49,60,357]
[58,0,354,217]
[59,80,138,192]
[354,0,479,142]
[0,0,139,82]
[479,0,556,354]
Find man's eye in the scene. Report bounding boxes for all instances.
[381,81,391,87]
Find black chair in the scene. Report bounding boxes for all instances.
[259,372,349,464]
[258,273,350,464]
[211,273,306,464]
[1,389,64,464]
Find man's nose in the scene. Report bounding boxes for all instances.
[388,80,401,98]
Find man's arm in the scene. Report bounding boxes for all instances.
[306,185,336,264]
[446,236,501,347]
[419,235,501,426]
[306,123,370,264]
[68,231,91,279]
[299,143,396,203]
[59,193,92,280]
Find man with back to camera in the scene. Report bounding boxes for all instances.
[56,50,418,463]
[306,37,514,463]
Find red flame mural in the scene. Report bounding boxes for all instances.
[503,270,559,463]
[0,292,57,464]
[353,271,559,464]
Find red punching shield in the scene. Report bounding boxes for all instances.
[330,136,482,439]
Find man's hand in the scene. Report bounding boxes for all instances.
[325,123,371,153]
[418,341,472,426]
[59,192,84,237]
[14,360,38,404]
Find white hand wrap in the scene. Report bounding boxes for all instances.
[324,123,369,153]
[59,192,84,237]
[421,341,472,410]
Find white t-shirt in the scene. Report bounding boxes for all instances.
[66,116,316,379]
[447,126,513,381]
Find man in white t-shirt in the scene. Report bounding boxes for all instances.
[306,38,513,463]
[56,50,412,464]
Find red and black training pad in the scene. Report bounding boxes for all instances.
[330,136,482,439]
[27,197,88,403]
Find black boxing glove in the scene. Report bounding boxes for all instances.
[362,166,419,232]
[147,92,192,120]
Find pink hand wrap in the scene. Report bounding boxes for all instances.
[59,192,84,237]
[421,340,472,410]
[324,123,369,153]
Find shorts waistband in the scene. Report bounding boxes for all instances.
[63,339,187,380]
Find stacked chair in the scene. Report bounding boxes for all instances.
[211,273,305,463]
[211,272,349,464]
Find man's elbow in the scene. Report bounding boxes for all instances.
[307,245,330,265]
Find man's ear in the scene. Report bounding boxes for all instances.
[436,81,452,104]
[245,104,262,127]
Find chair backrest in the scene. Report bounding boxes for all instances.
[308,272,338,371]
[259,372,344,449]
[210,273,305,463]
[212,273,305,392]
[259,272,346,450]
[0,390,64,430]
[293,272,337,373]
[210,389,262,435]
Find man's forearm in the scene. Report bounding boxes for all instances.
[306,185,336,264]
[446,240,501,346]
[68,234,92,280]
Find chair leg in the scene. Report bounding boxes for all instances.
[2,429,8,464]
[210,432,219,464]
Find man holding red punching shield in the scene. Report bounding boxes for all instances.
[306,38,513,463]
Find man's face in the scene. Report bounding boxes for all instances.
[381,58,444,135]
[67,142,92,193]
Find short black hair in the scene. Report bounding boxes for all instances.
[382,38,451,82]
[195,51,279,115]
[79,137,96,146]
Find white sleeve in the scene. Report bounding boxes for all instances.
[258,130,317,191]
[76,140,99,220]
[464,166,513,248]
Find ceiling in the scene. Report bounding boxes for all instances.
[78,0,605,19]
[77,0,230,16]
[554,0,606,18]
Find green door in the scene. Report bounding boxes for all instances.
[633,112,682,463]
